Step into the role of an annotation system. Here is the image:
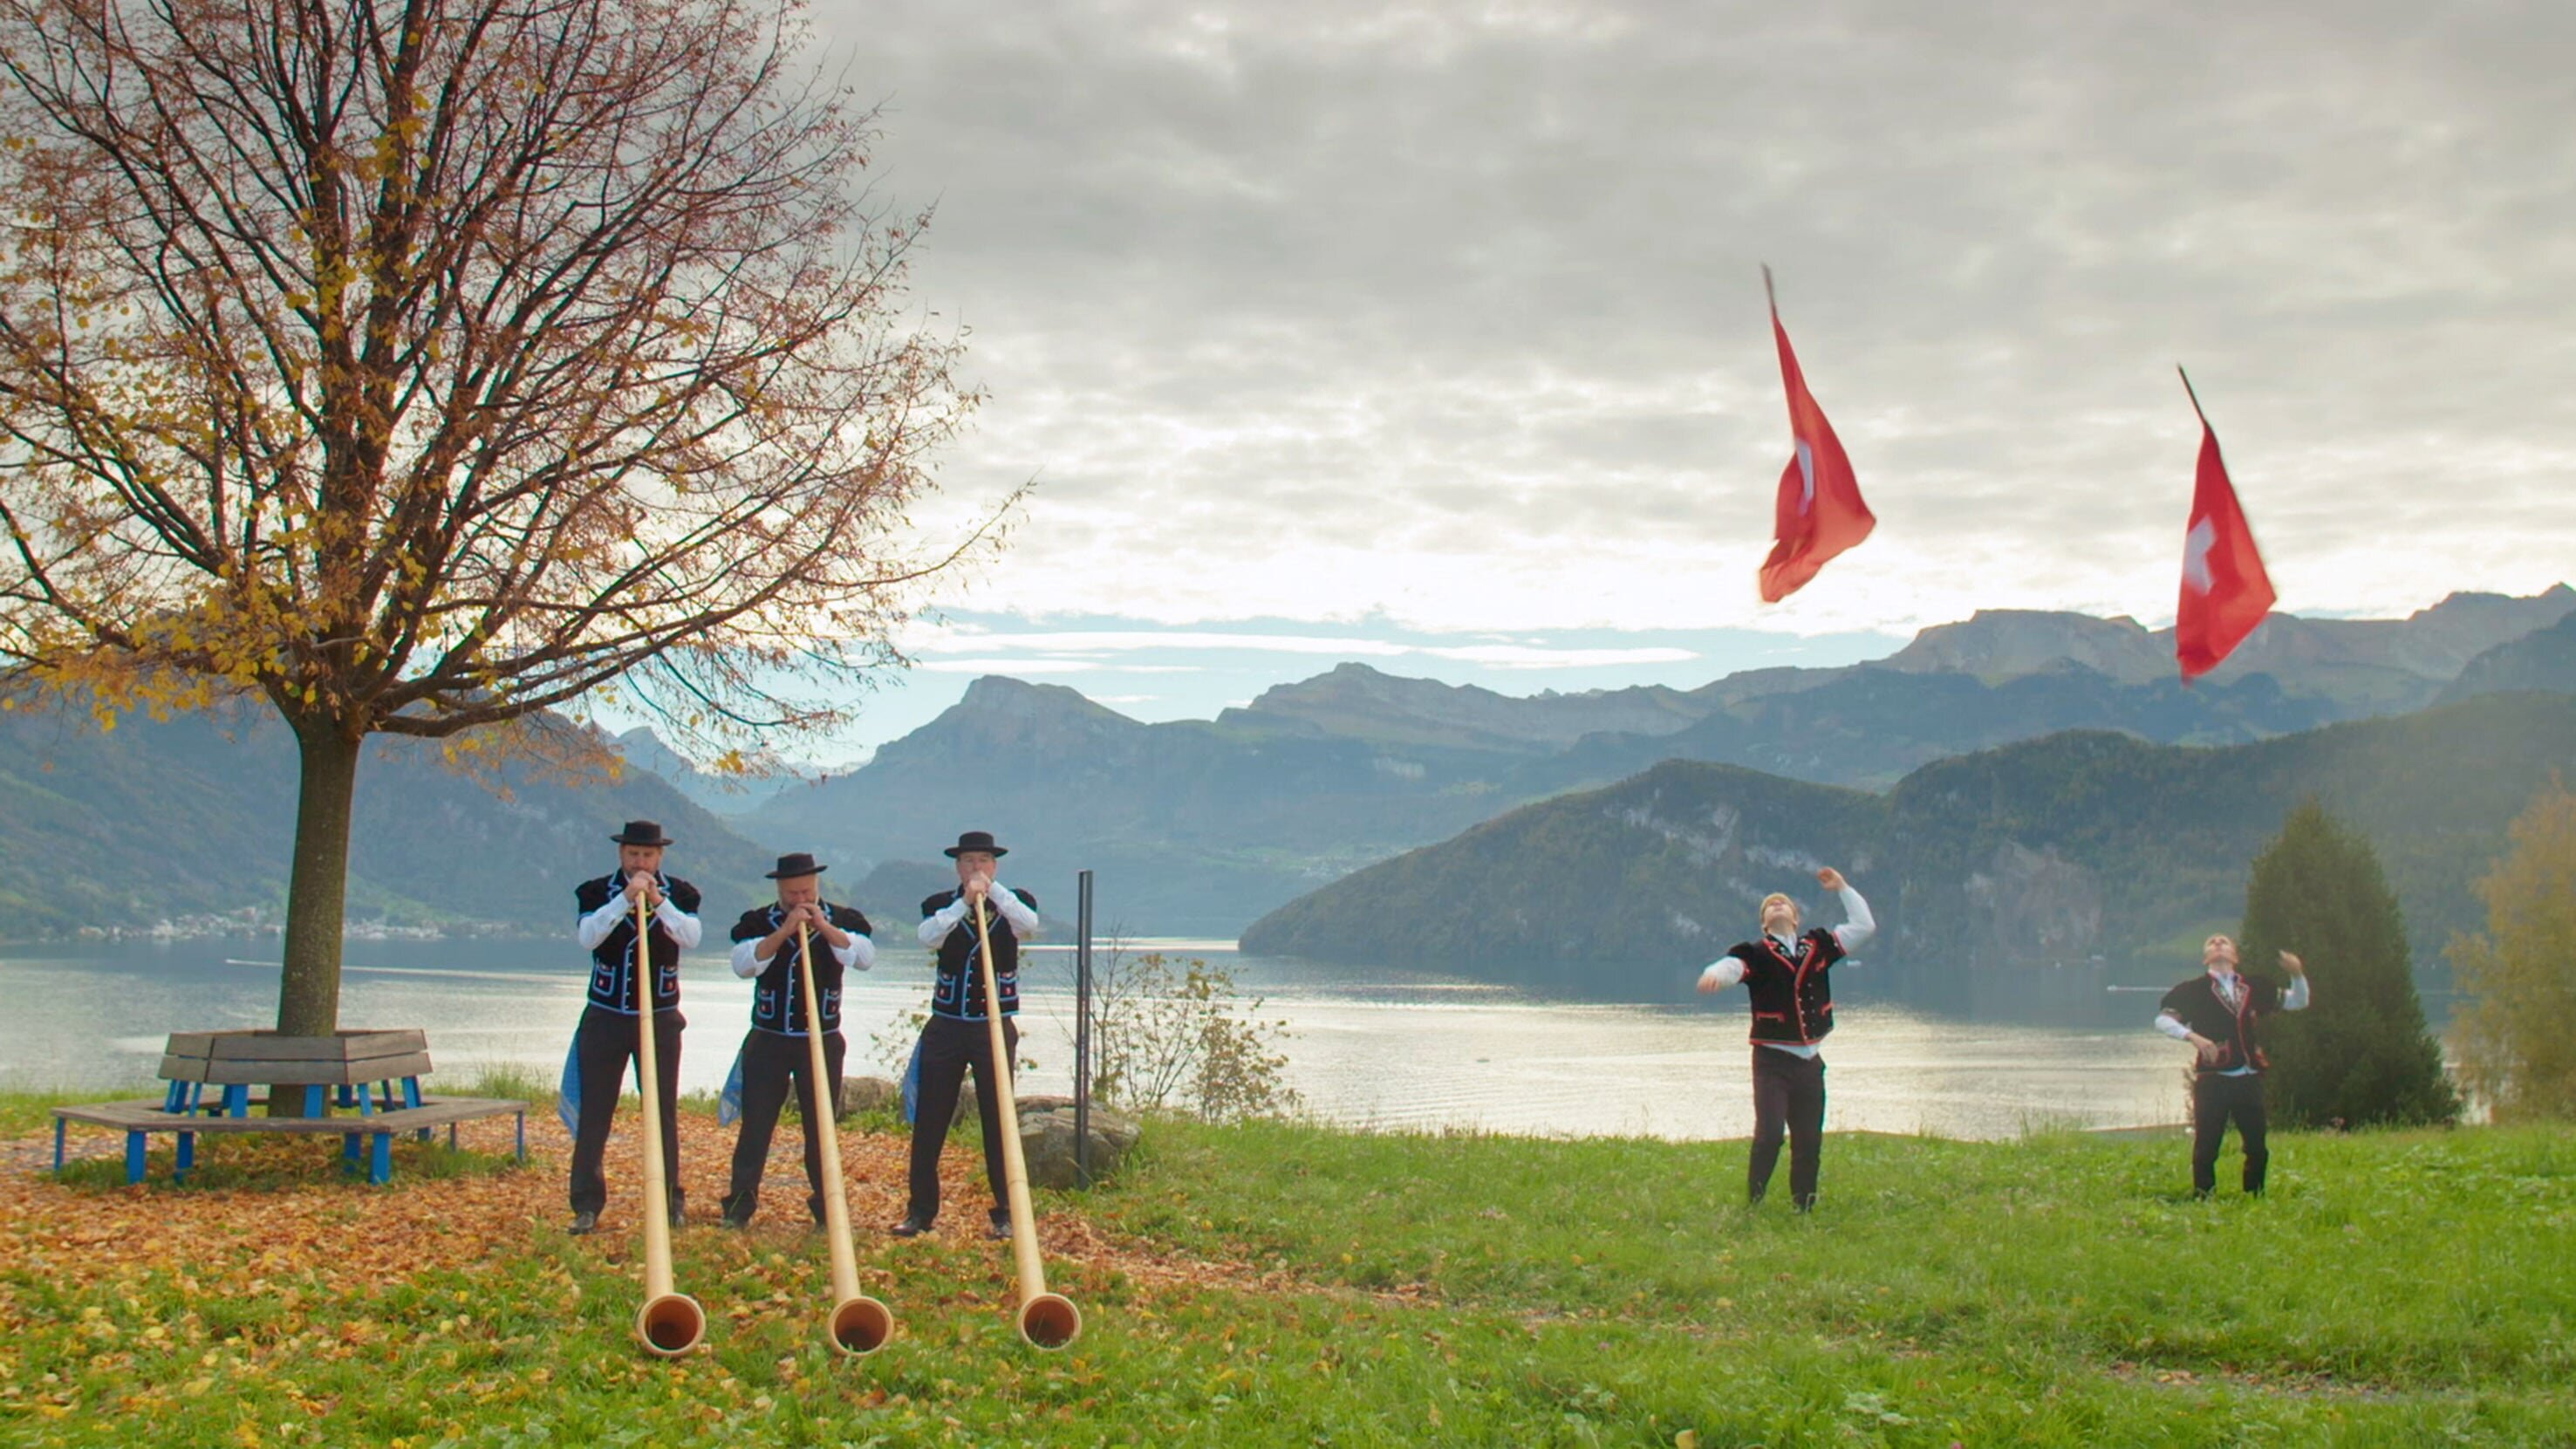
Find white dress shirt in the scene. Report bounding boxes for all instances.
[918,885,1042,946]
[730,914,874,977]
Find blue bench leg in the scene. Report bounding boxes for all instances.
[125,1131,145,1185]
[303,1085,325,1118]
[162,1080,188,1113]
[448,1124,459,1151]
[175,1132,195,1182]
[369,1132,391,1185]
[222,1085,248,1118]
[53,1118,65,1173]
[342,1132,361,1172]
[516,1110,526,1162]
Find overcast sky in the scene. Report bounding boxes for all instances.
[750,0,2576,757]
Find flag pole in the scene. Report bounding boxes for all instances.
[2176,365,2210,427]
[2176,364,2235,490]
[1761,263,1778,312]
[2176,363,2210,693]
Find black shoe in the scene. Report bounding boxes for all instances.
[889,1213,932,1238]
[568,1210,599,1236]
[667,1199,686,1230]
[721,1211,753,1231]
[986,1216,1011,1241]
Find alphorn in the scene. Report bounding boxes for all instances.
[970,895,1083,1348]
[631,892,706,1357]
[795,922,894,1355]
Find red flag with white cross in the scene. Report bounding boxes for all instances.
[2173,369,2277,679]
[1756,267,1875,603]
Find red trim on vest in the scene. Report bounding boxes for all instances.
[2204,974,2269,1073]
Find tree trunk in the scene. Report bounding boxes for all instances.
[276,720,363,1042]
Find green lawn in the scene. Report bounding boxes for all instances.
[2,1111,2569,1446]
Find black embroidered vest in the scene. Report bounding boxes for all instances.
[2157,972,2284,1075]
[575,870,700,1014]
[922,887,1036,1020]
[1728,928,1846,1046]
[733,902,871,1035]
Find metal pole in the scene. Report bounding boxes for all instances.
[1074,868,1093,1187]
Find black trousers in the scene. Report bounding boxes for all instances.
[1748,1046,1827,1208]
[569,1003,686,1216]
[906,1013,1019,1225]
[722,1028,847,1225]
[2191,1070,2271,1196]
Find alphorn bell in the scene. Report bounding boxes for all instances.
[970,895,1082,1349]
[631,892,706,1357]
[795,922,893,1355]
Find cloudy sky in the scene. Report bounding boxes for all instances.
[762,0,2575,757]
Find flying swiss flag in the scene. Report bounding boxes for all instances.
[1757,267,1874,602]
[2173,368,2277,680]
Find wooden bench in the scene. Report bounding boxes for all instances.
[158,1029,434,1120]
[51,1096,529,1185]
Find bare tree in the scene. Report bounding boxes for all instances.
[0,0,1000,1035]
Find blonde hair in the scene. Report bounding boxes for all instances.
[1759,892,1795,914]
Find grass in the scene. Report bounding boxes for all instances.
[0,1090,124,1136]
[3,1111,2572,1447]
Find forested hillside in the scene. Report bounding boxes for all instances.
[1241,694,2576,989]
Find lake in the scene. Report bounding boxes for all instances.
[0,936,2210,1141]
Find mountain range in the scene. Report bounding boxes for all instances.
[739,587,2574,931]
[4,585,2569,948]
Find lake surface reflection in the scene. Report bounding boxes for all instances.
[0,936,2206,1140]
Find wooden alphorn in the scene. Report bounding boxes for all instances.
[631,892,706,1357]
[796,921,893,1355]
[970,895,1082,1349]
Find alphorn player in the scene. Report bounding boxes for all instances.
[2154,935,2309,1198]
[892,830,1041,1241]
[568,819,703,1235]
[719,852,875,1229]
[1694,866,1876,1212]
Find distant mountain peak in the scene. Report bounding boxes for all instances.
[954,673,1140,724]
[1231,660,1699,751]
[1884,610,2166,684]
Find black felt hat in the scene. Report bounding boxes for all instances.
[765,851,827,879]
[610,819,673,847]
[942,830,1008,858]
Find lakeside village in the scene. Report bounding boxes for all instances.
[49,907,506,945]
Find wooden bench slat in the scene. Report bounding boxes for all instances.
[172,1051,434,1086]
[202,1030,427,1063]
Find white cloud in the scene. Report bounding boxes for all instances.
[913,658,1104,674]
